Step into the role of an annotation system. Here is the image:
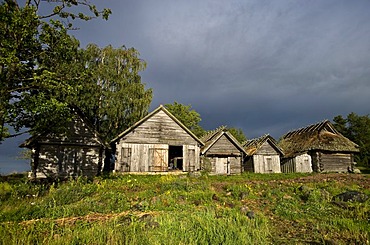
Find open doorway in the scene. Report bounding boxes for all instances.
[168,146,183,171]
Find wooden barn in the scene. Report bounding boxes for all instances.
[111,105,204,173]
[279,120,359,173]
[243,134,283,173]
[200,127,247,175]
[20,112,106,180]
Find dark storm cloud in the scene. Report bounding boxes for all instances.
[1,0,370,173]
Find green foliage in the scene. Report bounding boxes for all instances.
[80,44,152,141]
[0,1,150,143]
[0,173,369,244]
[227,127,247,143]
[165,101,205,137]
[0,0,111,142]
[333,113,370,166]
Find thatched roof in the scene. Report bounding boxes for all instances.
[279,120,359,157]
[243,134,284,156]
[201,126,246,155]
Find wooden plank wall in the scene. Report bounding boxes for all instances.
[295,153,312,173]
[35,145,101,178]
[319,152,352,173]
[253,141,281,173]
[115,143,200,173]
[122,110,198,145]
[183,145,200,171]
[206,135,241,155]
[204,156,242,175]
[253,155,281,173]
[281,158,296,173]
[229,156,242,174]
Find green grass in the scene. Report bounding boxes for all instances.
[0,172,369,244]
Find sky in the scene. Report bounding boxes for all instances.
[1,0,370,174]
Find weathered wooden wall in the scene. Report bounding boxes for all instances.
[251,141,281,173]
[203,156,242,175]
[121,110,198,145]
[317,152,353,173]
[280,158,295,173]
[252,155,281,173]
[281,153,312,173]
[295,154,312,172]
[115,110,201,173]
[32,145,102,179]
[115,143,200,172]
[27,116,104,179]
[201,134,243,175]
[206,135,242,155]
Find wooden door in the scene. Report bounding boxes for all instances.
[265,156,273,172]
[121,147,131,172]
[150,148,168,171]
[215,157,229,174]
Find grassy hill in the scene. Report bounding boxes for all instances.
[0,172,369,244]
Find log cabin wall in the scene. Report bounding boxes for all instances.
[316,152,353,173]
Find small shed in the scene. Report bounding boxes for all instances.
[111,105,204,173]
[243,134,283,173]
[200,127,247,175]
[20,111,106,179]
[279,120,359,173]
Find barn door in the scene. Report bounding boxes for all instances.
[215,157,229,174]
[149,147,168,171]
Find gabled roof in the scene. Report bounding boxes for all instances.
[201,127,247,155]
[20,108,106,148]
[200,125,227,143]
[243,134,284,156]
[279,120,359,157]
[110,105,204,145]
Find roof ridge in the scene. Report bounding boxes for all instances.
[201,125,226,142]
[244,134,270,148]
[282,119,330,139]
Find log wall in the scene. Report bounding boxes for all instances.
[319,152,353,173]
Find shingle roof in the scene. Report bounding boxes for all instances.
[279,120,359,157]
[243,134,284,156]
